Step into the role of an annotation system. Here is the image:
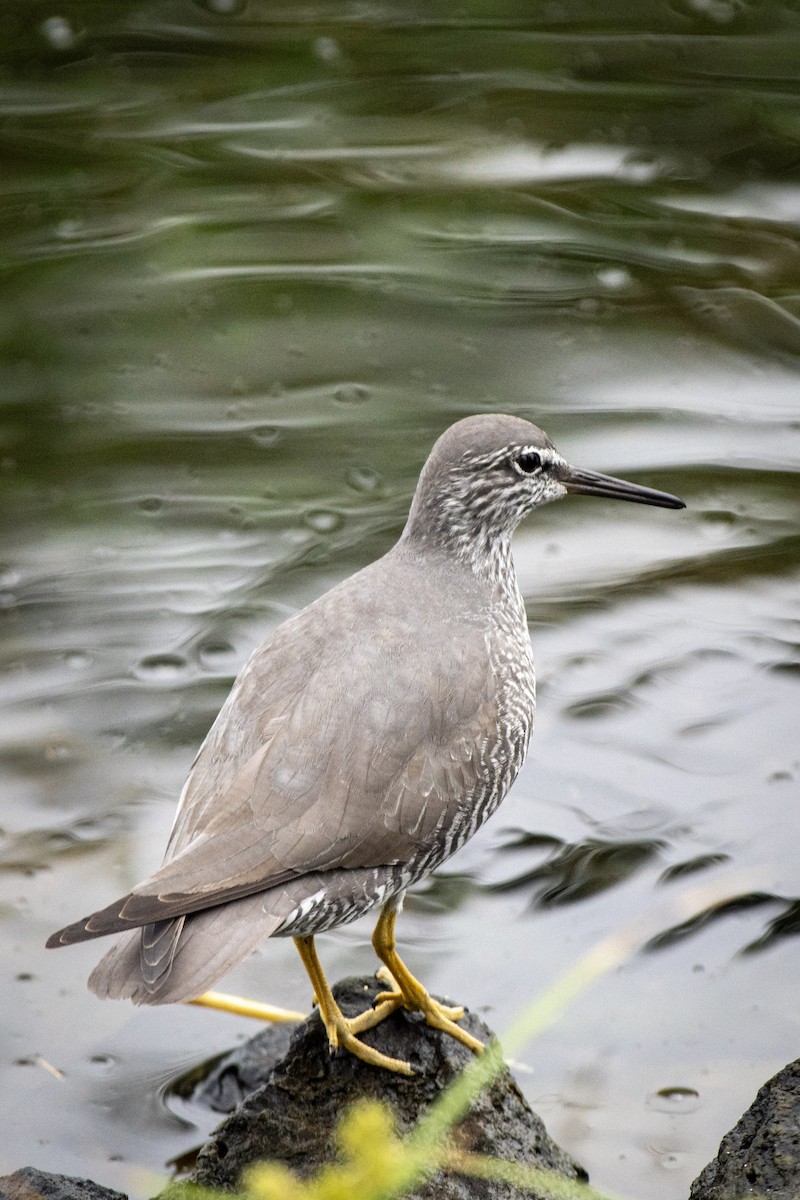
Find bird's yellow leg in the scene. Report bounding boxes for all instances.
[349,904,484,1056]
[189,991,306,1023]
[293,934,414,1076]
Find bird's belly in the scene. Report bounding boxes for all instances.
[273,631,535,940]
[271,714,533,940]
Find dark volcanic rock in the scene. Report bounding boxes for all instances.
[690,1059,800,1200]
[174,1022,295,1113]
[0,1168,126,1200]
[182,975,586,1200]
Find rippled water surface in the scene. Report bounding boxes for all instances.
[2,5,799,1198]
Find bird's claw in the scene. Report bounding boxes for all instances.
[325,1010,414,1075]
[347,979,482,1056]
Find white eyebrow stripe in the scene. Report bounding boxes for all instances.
[518,444,553,463]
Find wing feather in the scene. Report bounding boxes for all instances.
[48,553,499,946]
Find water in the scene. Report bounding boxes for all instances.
[2,6,799,1199]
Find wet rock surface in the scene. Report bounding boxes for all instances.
[690,1059,800,1200]
[180,975,586,1199]
[172,1022,295,1114]
[0,1168,125,1200]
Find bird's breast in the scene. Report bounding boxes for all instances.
[485,609,536,791]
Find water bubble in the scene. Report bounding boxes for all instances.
[305,509,343,534]
[346,466,381,493]
[227,504,253,528]
[251,425,281,447]
[768,769,793,783]
[41,16,77,50]
[138,496,163,514]
[88,1054,118,1074]
[314,36,342,62]
[647,1086,700,1114]
[703,509,736,525]
[685,0,737,20]
[65,651,90,670]
[198,641,236,671]
[333,384,369,405]
[56,218,83,240]
[566,693,631,719]
[136,653,188,682]
[45,740,74,762]
[622,153,659,183]
[596,266,632,291]
[195,0,247,12]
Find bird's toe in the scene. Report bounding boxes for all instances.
[334,1018,415,1076]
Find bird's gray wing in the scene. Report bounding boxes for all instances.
[49,565,497,945]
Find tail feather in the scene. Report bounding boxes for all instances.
[45,880,268,947]
[89,893,285,1005]
[140,917,186,987]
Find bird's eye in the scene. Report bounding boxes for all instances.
[513,451,542,475]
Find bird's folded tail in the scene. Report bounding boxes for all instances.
[88,892,287,1005]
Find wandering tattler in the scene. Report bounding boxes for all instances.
[48,415,684,1074]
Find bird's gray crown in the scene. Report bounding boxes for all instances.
[424,413,555,465]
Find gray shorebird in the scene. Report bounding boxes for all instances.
[48,415,684,1075]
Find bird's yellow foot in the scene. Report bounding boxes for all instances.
[361,907,486,1055]
[349,965,484,1055]
[189,990,305,1023]
[323,1006,414,1076]
[293,934,415,1074]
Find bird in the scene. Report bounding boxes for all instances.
[47,414,684,1075]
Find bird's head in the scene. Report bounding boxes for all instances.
[402,413,684,574]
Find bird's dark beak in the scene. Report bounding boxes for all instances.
[558,464,685,510]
